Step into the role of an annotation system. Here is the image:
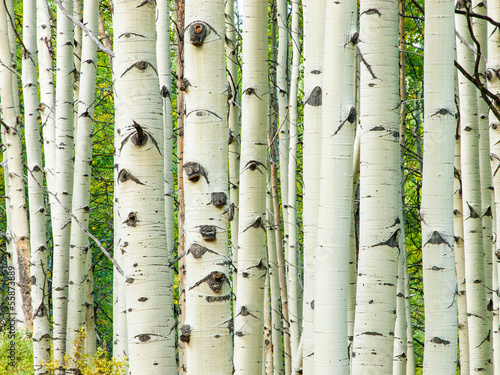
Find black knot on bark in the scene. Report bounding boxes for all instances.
[183,162,209,183]
[131,120,148,146]
[210,192,227,208]
[189,22,209,46]
[125,212,138,227]
[200,225,217,241]
[207,271,227,293]
[180,324,192,343]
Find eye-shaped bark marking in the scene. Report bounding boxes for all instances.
[188,243,219,259]
[189,22,209,46]
[372,229,400,248]
[333,107,357,136]
[361,8,382,17]
[199,225,217,241]
[237,305,258,319]
[243,216,266,232]
[183,161,210,183]
[209,192,227,208]
[242,160,266,174]
[222,202,236,221]
[430,337,450,345]
[206,294,231,303]
[423,230,453,249]
[136,0,154,8]
[431,108,454,117]
[119,121,162,154]
[120,60,158,78]
[179,78,191,91]
[117,169,145,185]
[350,32,359,45]
[362,331,383,336]
[160,85,170,99]
[124,212,138,227]
[137,334,151,342]
[180,324,192,343]
[465,202,480,219]
[189,271,229,293]
[305,86,322,107]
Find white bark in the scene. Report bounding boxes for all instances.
[421,0,458,372]
[313,0,356,373]
[233,0,269,372]
[456,2,492,371]
[53,0,75,366]
[182,0,232,373]
[22,0,50,370]
[287,0,301,362]
[114,0,172,372]
[302,0,325,371]
[156,0,177,372]
[351,0,401,371]
[66,0,99,363]
[454,122,470,374]
[225,0,240,291]
[0,0,32,331]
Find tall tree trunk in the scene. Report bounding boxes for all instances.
[287,0,301,363]
[313,0,356,373]
[156,0,177,372]
[301,0,325,371]
[181,1,233,373]
[66,0,99,367]
[53,0,76,368]
[456,2,492,372]
[233,0,269,372]
[225,0,240,293]
[23,0,50,370]
[114,0,172,372]
[351,0,401,372]
[0,0,32,332]
[421,0,458,372]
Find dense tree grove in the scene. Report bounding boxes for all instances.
[1,0,500,374]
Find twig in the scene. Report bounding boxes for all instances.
[56,0,115,57]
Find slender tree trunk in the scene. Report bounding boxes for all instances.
[421,0,458,372]
[351,0,401,371]
[301,0,325,371]
[313,0,356,373]
[456,2,492,372]
[0,0,32,332]
[225,0,240,293]
[53,0,76,367]
[287,0,301,364]
[181,1,233,373]
[66,0,99,368]
[114,0,172,371]
[233,0,269,371]
[156,0,177,372]
[23,0,50,370]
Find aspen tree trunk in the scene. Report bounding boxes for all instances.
[84,249,96,357]
[351,0,401,371]
[266,159,284,375]
[474,0,494,314]
[38,0,56,201]
[23,0,50,370]
[302,0,326,371]
[53,0,76,367]
[421,0,458,372]
[277,0,289,272]
[287,0,301,362]
[73,0,82,106]
[0,0,32,331]
[66,0,99,365]
[225,0,240,289]
[454,119,470,374]
[173,1,187,371]
[156,0,177,372]
[233,0,269,372]
[181,1,232,373]
[313,0,356,373]
[487,1,500,373]
[456,3,492,371]
[114,0,172,371]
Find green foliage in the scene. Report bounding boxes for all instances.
[0,329,33,375]
[42,329,127,375]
